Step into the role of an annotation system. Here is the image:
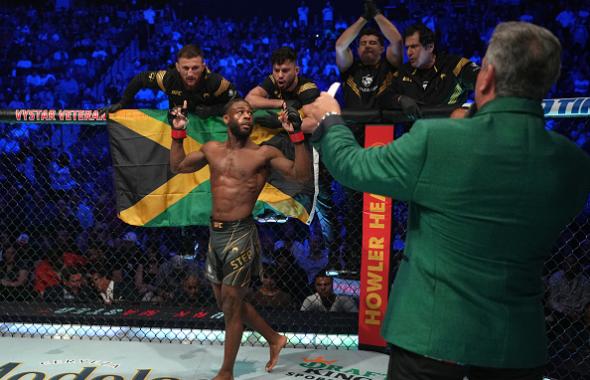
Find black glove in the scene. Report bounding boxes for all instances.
[398,95,422,120]
[99,102,123,116]
[284,99,302,111]
[362,0,381,20]
[254,112,282,129]
[285,104,304,143]
[285,105,302,132]
[168,104,189,139]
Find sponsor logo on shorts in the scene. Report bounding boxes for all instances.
[230,249,253,270]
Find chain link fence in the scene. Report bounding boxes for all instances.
[0,118,360,351]
[541,115,590,378]
[0,113,589,377]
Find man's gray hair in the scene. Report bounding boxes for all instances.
[484,22,561,100]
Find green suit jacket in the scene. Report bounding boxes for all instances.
[311,97,590,367]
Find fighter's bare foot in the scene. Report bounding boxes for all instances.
[265,334,287,372]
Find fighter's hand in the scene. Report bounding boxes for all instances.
[280,102,304,143]
[278,108,294,134]
[169,100,189,139]
[170,101,188,128]
[303,93,342,133]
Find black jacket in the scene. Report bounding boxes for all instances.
[383,53,479,108]
[259,75,320,107]
[119,66,237,117]
[341,59,397,110]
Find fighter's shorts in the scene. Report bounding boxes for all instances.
[205,217,262,287]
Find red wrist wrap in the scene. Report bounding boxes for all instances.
[171,129,187,140]
[289,131,305,143]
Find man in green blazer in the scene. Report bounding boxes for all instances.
[304,22,590,379]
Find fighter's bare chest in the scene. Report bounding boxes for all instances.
[209,150,266,179]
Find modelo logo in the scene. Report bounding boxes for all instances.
[0,362,179,380]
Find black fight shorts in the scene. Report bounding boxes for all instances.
[205,217,262,287]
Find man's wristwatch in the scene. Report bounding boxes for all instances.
[320,112,340,124]
[310,112,343,142]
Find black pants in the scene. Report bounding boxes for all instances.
[387,345,545,380]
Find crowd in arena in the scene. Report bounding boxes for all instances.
[0,1,588,327]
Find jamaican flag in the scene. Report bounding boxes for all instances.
[107,109,317,227]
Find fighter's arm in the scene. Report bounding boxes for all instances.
[265,143,311,184]
[374,14,403,68]
[335,17,367,72]
[170,144,208,174]
[169,103,209,174]
[265,108,311,183]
